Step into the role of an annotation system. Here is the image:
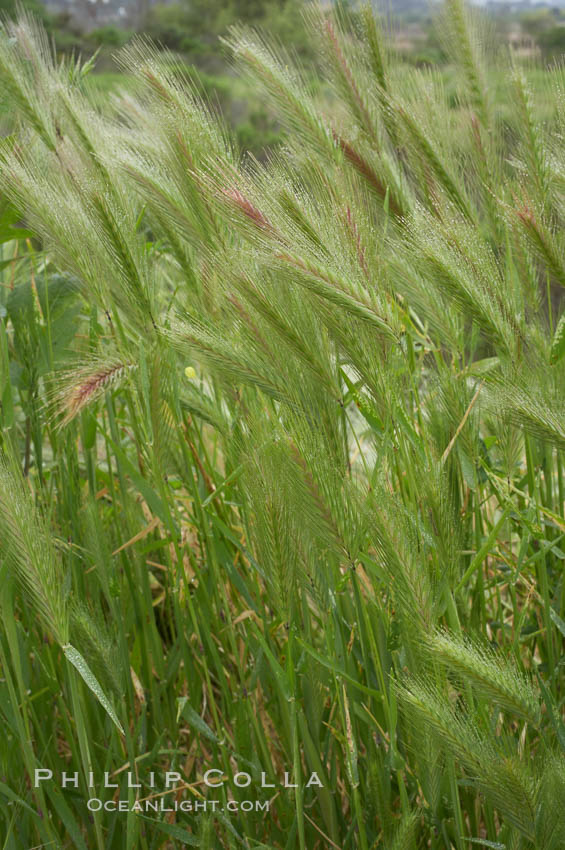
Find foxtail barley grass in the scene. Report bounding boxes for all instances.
[0,2,565,847]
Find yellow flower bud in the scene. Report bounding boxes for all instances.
[184,366,196,380]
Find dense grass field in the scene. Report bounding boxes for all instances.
[1,2,565,848]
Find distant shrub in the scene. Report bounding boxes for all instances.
[538,25,565,56]
[88,25,133,48]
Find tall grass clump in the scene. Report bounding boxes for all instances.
[0,4,564,848]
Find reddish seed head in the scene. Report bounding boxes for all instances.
[222,187,272,231]
[516,203,536,227]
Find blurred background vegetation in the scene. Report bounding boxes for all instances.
[1,0,565,156]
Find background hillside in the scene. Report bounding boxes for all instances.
[2,0,565,155]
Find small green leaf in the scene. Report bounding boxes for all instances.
[0,779,40,816]
[550,311,565,364]
[137,815,199,845]
[549,607,565,639]
[340,369,384,432]
[63,644,124,735]
[44,785,89,850]
[177,698,219,742]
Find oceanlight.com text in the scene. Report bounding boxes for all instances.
[86,798,271,814]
